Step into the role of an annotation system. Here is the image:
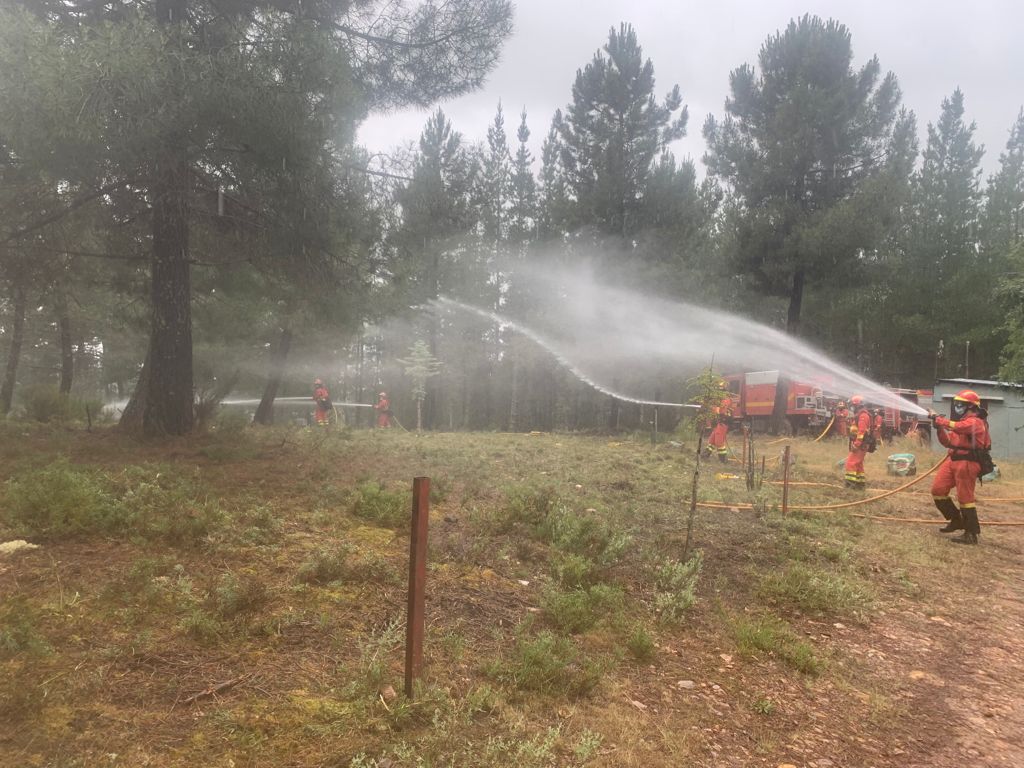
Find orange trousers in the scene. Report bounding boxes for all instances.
[931,459,981,508]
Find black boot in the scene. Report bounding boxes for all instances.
[934,498,963,533]
[718,453,727,464]
[951,507,980,545]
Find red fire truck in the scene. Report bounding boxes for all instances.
[881,388,933,439]
[723,371,830,433]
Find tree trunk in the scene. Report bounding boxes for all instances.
[416,398,423,432]
[771,269,805,435]
[254,327,293,426]
[55,287,74,395]
[118,349,150,433]
[786,268,805,335]
[509,354,519,432]
[0,280,27,415]
[142,0,193,437]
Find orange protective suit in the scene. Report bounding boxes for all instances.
[844,408,871,488]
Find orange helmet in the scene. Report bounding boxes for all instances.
[314,378,323,386]
[954,389,981,406]
[850,395,864,406]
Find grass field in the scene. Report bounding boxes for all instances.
[1,423,1022,767]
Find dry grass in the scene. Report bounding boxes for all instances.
[0,424,1022,767]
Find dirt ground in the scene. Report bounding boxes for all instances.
[0,426,1022,768]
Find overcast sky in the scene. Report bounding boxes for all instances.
[358,0,1024,179]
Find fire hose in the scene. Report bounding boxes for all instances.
[812,415,835,443]
[690,456,1024,525]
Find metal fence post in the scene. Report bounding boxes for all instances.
[405,477,430,699]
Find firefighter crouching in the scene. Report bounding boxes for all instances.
[929,390,993,545]
[844,395,874,489]
[312,378,332,427]
[706,391,734,464]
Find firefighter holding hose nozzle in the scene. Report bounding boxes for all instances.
[312,378,332,427]
[374,391,393,429]
[844,395,874,489]
[929,390,993,545]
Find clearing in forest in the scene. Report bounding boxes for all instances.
[1,425,1022,768]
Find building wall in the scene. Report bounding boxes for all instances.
[931,382,1024,460]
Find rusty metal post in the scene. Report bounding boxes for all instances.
[405,476,430,699]
[781,446,791,516]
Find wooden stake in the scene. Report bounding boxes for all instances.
[683,437,702,559]
[782,446,791,516]
[405,477,430,699]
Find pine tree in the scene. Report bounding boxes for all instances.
[983,108,1024,255]
[480,102,512,243]
[703,15,905,336]
[558,23,687,239]
[509,109,538,244]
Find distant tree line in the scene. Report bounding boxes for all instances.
[1,12,1022,433]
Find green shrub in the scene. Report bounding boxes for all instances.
[757,564,871,617]
[350,481,409,528]
[542,588,597,634]
[115,466,224,547]
[539,506,631,567]
[730,614,821,675]
[553,553,596,588]
[212,572,268,619]
[0,597,50,658]
[297,547,350,585]
[19,386,102,423]
[2,459,127,538]
[653,551,703,624]
[541,584,624,634]
[491,631,601,697]
[625,624,655,662]
[180,609,222,645]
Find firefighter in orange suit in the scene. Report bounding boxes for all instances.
[374,391,392,428]
[929,390,992,545]
[833,401,849,440]
[706,392,733,463]
[312,378,331,427]
[872,409,884,444]
[844,395,871,489]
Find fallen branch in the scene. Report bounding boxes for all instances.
[182,673,252,705]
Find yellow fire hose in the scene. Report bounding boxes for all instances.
[812,415,835,443]
[690,457,946,512]
[850,515,1024,526]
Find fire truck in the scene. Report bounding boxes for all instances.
[881,388,933,439]
[723,371,830,433]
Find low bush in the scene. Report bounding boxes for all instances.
[297,547,350,585]
[212,572,269,619]
[757,563,872,618]
[350,481,409,528]
[541,584,624,634]
[2,459,127,539]
[491,631,601,697]
[730,614,821,675]
[0,597,50,658]
[653,551,703,623]
[625,624,656,662]
[21,386,102,424]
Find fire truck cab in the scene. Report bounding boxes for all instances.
[724,371,830,433]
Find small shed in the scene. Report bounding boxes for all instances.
[931,378,1024,460]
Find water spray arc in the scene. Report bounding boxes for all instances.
[433,297,699,410]
[435,268,928,419]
